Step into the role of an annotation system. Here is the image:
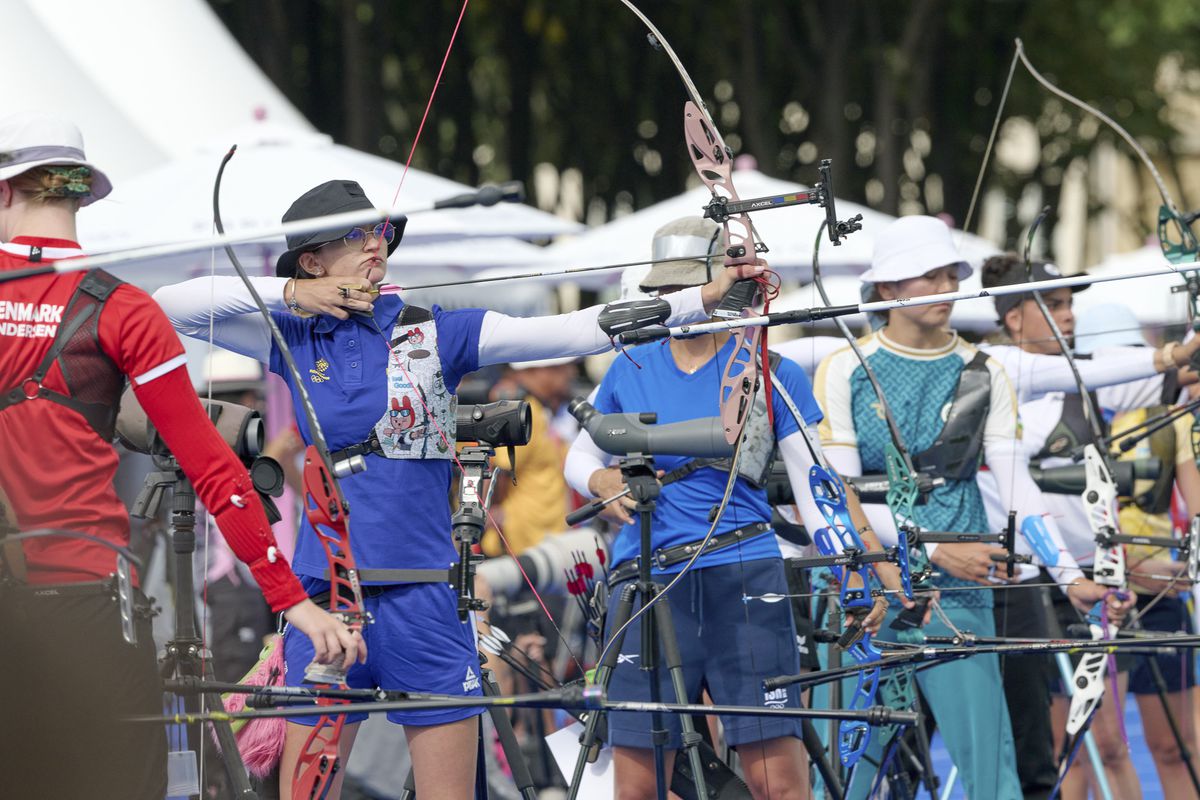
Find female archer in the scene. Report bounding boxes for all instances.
[563,217,915,800]
[0,115,362,798]
[154,181,757,800]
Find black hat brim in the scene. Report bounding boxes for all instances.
[275,214,408,278]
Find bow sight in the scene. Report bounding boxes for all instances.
[700,158,863,250]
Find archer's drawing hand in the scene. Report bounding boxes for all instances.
[283,598,368,671]
[287,276,377,320]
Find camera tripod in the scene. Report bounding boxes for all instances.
[134,452,260,798]
[566,454,709,800]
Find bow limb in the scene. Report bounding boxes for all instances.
[1012,40,1199,267]
[616,0,762,446]
[587,1,755,661]
[1019,211,1131,780]
[212,148,366,799]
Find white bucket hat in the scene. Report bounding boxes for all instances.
[0,113,112,206]
[638,217,723,291]
[861,215,971,284]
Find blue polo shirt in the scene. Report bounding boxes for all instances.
[269,295,485,580]
[593,339,822,572]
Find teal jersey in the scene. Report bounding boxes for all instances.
[822,332,998,609]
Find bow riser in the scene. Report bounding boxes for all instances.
[1159,206,1200,265]
[682,103,757,275]
[1065,616,1113,736]
[1188,516,1200,583]
[294,705,349,799]
[681,102,762,445]
[1082,444,1126,588]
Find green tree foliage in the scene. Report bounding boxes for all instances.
[209,0,1199,247]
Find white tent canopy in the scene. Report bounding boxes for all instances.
[535,166,999,287]
[2,0,313,182]
[76,123,577,293]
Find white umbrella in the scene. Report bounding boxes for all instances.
[534,166,998,285]
[76,122,581,290]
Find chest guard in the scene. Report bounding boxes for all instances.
[1033,390,1103,461]
[1129,404,1177,515]
[0,269,126,441]
[371,305,456,459]
[911,351,991,481]
[672,352,780,488]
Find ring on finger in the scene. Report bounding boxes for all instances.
[339,286,351,300]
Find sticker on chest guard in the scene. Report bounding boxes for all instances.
[374,317,456,459]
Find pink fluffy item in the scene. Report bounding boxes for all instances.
[217,633,287,777]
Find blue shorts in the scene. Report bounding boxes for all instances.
[283,578,483,726]
[1129,594,1196,695]
[604,558,803,749]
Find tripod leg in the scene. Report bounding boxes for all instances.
[567,583,637,800]
[482,667,539,800]
[203,690,260,798]
[802,718,844,800]
[909,708,940,799]
[649,591,709,800]
[1145,654,1200,796]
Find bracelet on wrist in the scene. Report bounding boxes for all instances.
[287,278,304,315]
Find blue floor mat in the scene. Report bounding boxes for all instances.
[927,694,1165,799]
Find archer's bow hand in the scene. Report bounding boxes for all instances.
[1157,334,1200,374]
[857,594,890,636]
[874,560,936,624]
[1066,579,1136,624]
[283,598,368,672]
[285,276,378,320]
[700,258,769,315]
[930,542,1016,585]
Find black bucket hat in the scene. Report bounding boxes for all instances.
[275,180,407,277]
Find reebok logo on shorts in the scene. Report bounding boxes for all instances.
[617,653,639,665]
[463,666,480,692]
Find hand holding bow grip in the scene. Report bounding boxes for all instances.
[713,278,760,320]
[838,614,865,649]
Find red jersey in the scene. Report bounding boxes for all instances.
[0,237,185,583]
